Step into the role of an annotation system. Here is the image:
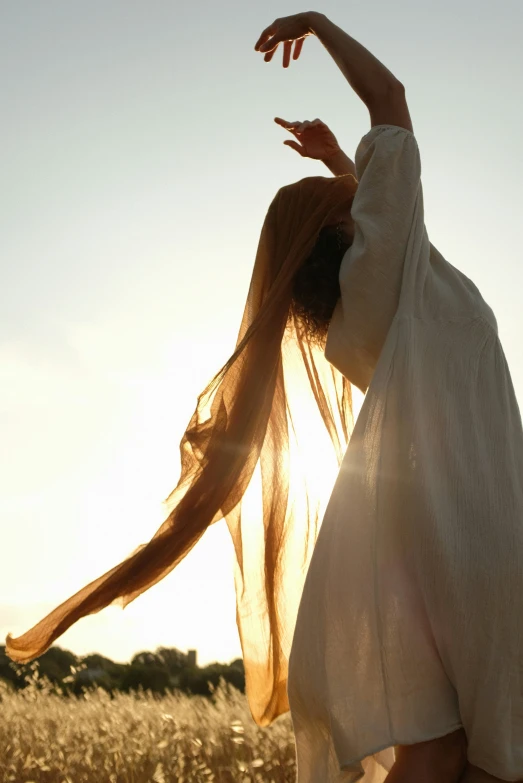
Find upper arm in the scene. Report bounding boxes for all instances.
[367,81,414,133]
[331,124,423,376]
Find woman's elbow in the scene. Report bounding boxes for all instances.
[367,81,414,133]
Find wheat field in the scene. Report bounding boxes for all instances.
[0,666,297,783]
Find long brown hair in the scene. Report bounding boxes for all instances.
[6,173,358,727]
[290,223,353,347]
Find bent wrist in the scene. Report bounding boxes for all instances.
[322,149,356,177]
[306,11,328,34]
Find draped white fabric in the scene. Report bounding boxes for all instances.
[287,125,523,782]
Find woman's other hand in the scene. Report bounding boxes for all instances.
[254,12,318,68]
[274,117,341,161]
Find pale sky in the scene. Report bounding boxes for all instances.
[1,1,522,668]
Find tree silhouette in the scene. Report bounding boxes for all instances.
[0,644,245,699]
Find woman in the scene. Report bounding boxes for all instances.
[254,12,523,783]
[6,12,522,783]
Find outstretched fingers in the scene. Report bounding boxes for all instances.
[255,30,306,66]
[293,38,305,59]
[283,140,306,156]
[282,40,292,68]
[264,38,304,66]
[254,24,276,51]
[274,118,314,136]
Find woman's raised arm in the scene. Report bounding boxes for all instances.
[314,13,413,132]
[255,12,413,133]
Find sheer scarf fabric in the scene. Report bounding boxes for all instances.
[6,173,359,727]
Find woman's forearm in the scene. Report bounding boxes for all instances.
[309,12,401,106]
[323,149,357,178]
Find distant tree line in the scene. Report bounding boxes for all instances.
[0,644,245,699]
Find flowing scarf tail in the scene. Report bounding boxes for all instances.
[5,173,358,727]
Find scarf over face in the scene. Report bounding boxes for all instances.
[5,172,359,727]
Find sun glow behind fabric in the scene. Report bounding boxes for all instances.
[1,0,522,666]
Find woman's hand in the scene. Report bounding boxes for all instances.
[254,12,318,68]
[274,117,341,160]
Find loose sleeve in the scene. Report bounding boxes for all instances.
[324,125,425,392]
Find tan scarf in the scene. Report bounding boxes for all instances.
[6,172,359,726]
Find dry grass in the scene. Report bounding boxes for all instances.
[0,664,297,783]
